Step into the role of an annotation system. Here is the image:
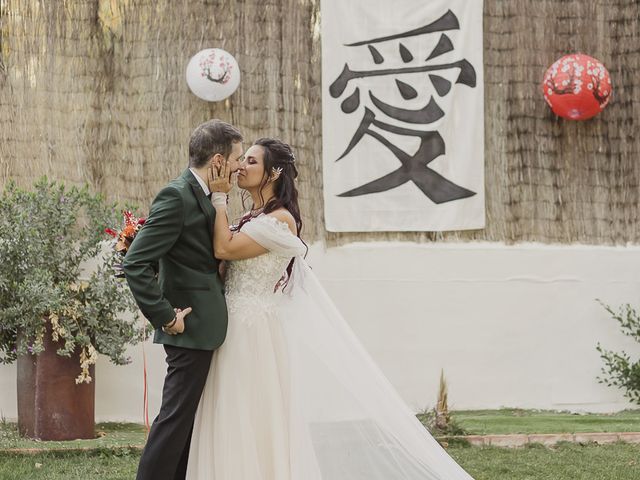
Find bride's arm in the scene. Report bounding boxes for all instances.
[206,163,268,260]
[207,163,297,260]
[211,207,297,260]
[211,203,268,260]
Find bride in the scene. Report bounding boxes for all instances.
[185,138,475,479]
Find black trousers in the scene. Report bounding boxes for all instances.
[136,345,214,480]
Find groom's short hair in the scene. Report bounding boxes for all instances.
[188,119,243,168]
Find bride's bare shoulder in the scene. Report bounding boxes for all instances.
[266,209,297,235]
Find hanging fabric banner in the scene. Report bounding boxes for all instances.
[322,0,485,232]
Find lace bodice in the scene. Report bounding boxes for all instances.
[224,215,306,319]
[225,250,292,314]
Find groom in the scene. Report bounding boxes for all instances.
[123,119,244,480]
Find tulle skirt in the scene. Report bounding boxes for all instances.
[186,259,474,480]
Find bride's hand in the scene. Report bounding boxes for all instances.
[208,160,234,194]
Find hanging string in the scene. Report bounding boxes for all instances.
[141,318,150,437]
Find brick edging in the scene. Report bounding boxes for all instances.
[3,431,640,453]
[0,445,144,455]
[437,431,640,447]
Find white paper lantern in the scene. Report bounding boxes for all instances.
[186,48,240,101]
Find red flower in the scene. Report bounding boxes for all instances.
[122,225,137,238]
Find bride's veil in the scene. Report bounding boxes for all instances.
[244,215,474,479]
[284,261,475,479]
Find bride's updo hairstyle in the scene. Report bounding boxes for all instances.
[236,138,306,287]
[237,138,303,238]
[256,138,302,234]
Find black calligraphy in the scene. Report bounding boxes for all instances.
[329,9,477,204]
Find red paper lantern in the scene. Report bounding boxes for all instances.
[542,54,612,120]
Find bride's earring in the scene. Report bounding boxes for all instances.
[270,167,283,182]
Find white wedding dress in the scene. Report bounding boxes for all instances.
[186,214,474,479]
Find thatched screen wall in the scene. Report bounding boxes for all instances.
[0,0,638,245]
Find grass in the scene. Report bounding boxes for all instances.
[1,410,639,479]
[0,422,146,451]
[0,443,638,480]
[449,443,640,480]
[1,409,639,451]
[444,409,640,435]
[0,451,138,480]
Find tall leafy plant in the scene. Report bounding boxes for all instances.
[0,178,145,383]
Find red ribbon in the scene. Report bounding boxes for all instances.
[142,317,150,437]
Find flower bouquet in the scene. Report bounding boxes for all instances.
[105,210,146,277]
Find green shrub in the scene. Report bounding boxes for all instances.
[0,178,146,383]
[596,301,640,404]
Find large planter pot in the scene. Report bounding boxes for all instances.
[16,326,95,441]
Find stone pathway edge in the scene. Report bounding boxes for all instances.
[2,432,640,453]
[438,431,640,447]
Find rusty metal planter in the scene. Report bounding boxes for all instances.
[16,327,95,441]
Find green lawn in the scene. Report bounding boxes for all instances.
[450,443,640,480]
[446,409,640,435]
[0,451,138,480]
[0,443,638,480]
[2,411,640,480]
[3,410,639,452]
[0,422,145,451]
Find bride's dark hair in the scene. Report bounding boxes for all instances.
[235,138,307,282]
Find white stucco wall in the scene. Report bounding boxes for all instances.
[1,241,639,422]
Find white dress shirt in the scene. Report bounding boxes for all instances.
[189,168,211,196]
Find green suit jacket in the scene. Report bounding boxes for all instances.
[123,169,227,350]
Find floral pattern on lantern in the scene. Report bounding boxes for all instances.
[542,54,612,120]
[186,48,240,102]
